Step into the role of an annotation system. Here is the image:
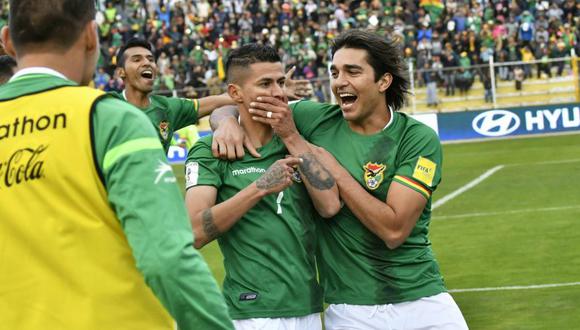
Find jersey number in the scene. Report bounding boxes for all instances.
[276,192,284,215]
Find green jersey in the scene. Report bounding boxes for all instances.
[292,100,446,305]
[0,73,232,329]
[185,135,323,319]
[109,91,199,152]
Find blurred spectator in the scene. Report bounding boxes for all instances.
[520,46,535,79]
[442,51,458,96]
[482,72,493,103]
[0,55,17,85]
[514,66,525,90]
[550,41,568,76]
[456,67,473,96]
[94,67,111,90]
[423,61,439,108]
[40,0,575,98]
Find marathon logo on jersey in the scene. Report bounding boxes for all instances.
[0,145,48,189]
[231,167,266,176]
[239,292,259,301]
[159,120,169,140]
[413,157,436,187]
[363,162,386,190]
[185,161,199,188]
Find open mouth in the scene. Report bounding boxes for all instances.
[338,92,358,107]
[140,69,154,80]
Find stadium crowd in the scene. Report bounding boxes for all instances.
[3,0,577,98]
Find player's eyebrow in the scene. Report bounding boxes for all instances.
[330,64,363,72]
[256,77,274,84]
[343,64,363,71]
[130,54,154,61]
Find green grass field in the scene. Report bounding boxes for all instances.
[174,132,580,329]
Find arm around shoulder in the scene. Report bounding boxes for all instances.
[197,92,236,118]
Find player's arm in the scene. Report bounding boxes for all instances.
[208,105,261,159]
[196,92,236,118]
[249,96,341,218]
[185,151,302,248]
[313,129,441,249]
[92,97,233,330]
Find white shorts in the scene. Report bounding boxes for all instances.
[324,292,468,330]
[233,312,322,330]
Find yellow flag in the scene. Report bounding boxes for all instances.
[217,56,225,81]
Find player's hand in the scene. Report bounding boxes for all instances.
[255,157,303,195]
[284,66,313,100]
[249,96,298,140]
[212,116,260,160]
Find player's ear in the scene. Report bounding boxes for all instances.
[117,67,126,79]
[1,26,17,58]
[378,72,393,93]
[84,20,98,53]
[227,83,244,103]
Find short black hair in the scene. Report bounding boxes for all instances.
[116,38,154,68]
[9,0,96,53]
[331,29,410,111]
[225,44,281,83]
[0,55,17,84]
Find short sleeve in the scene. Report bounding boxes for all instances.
[168,97,199,130]
[393,124,443,200]
[185,136,222,190]
[291,100,334,139]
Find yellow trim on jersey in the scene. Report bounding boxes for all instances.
[393,175,431,199]
[103,137,161,171]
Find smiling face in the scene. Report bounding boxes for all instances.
[119,46,157,93]
[330,47,391,125]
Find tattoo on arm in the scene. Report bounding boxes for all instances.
[299,153,335,190]
[256,163,286,190]
[201,208,220,240]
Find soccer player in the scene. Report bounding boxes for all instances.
[111,38,236,152]
[0,1,232,329]
[211,29,468,329]
[184,44,340,330]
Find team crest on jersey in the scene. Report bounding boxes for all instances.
[159,120,169,140]
[363,162,386,190]
[291,168,302,183]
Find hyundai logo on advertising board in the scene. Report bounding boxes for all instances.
[472,110,520,137]
[437,104,580,142]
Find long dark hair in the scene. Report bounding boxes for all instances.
[331,29,410,111]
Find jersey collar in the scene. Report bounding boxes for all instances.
[10,67,68,82]
[121,89,152,105]
[382,106,395,131]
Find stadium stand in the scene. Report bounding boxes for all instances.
[1,0,577,112]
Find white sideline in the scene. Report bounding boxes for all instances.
[432,165,504,210]
[432,205,580,220]
[509,158,580,167]
[449,282,580,293]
